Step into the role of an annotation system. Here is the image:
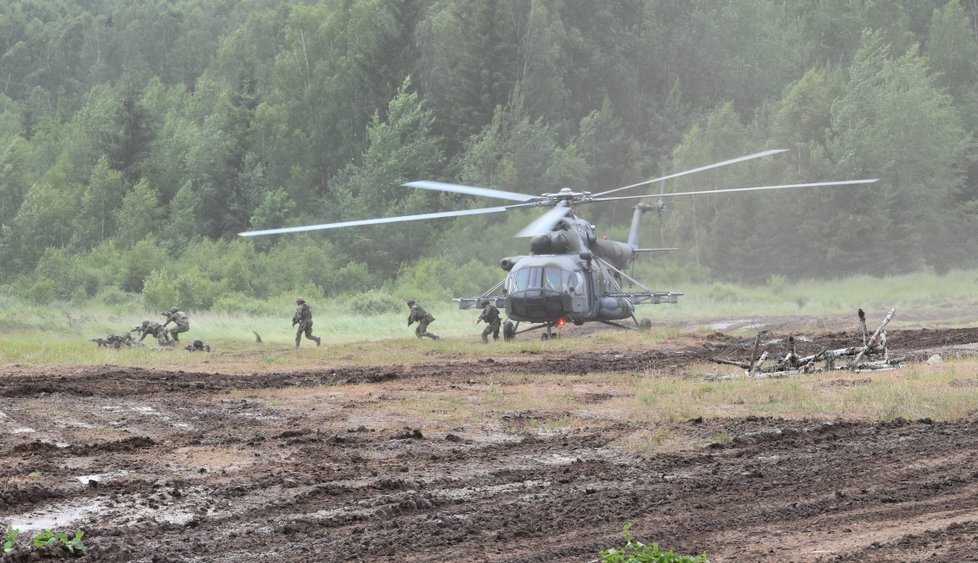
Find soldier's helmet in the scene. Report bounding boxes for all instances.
[478,299,488,307]
[141,320,150,328]
[406,299,416,306]
[193,339,204,348]
[296,298,305,305]
[169,306,179,313]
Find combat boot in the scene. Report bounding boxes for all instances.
[314,336,321,347]
[482,335,488,343]
[295,336,301,348]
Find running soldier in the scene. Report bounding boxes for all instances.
[292,298,321,348]
[476,299,501,343]
[161,307,190,342]
[406,299,439,340]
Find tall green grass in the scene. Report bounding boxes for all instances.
[2,268,977,365]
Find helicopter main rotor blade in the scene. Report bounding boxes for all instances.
[593,149,788,198]
[515,202,572,238]
[239,206,510,237]
[403,180,539,202]
[592,178,880,203]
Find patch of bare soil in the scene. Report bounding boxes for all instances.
[3,326,978,562]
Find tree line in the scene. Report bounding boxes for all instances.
[0,0,974,306]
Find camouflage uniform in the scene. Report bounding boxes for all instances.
[136,320,171,346]
[292,298,321,348]
[162,307,190,342]
[185,339,211,352]
[477,300,501,343]
[91,334,136,348]
[407,300,439,340]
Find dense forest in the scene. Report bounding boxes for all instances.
[0,0,975,310]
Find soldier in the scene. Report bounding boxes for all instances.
[292,298,321,348]
[406,299,439,340]
[135,320,171,346]
[161,307,190,342]
[475,299,501,343]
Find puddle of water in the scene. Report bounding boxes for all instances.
[7,499,107,532]
[76,470,129,485]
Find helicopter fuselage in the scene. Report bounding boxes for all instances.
[501,253,635,324]
[497,213,641,324]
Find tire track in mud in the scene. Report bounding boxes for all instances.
[4,326,978,560]
[4,327,978,400]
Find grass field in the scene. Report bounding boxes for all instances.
[3,270,978,450]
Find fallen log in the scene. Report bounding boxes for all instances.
[849,308,895,369]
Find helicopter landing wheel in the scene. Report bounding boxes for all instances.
[639,318,652,330]
[503,321,516,341]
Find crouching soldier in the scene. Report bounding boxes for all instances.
[476,299,501,343]
[292,298,321,348]
[406,299,439,340]
[162,307,190,342]
[135,320,171,346]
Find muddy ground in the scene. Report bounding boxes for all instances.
[3,322,978,562]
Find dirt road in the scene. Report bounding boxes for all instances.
[3,326,978,562]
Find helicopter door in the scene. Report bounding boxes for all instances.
[564,269,588,314]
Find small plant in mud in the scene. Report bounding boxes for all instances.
[32,529,87,556]
[600,524,708,563]
[3,527,19,554]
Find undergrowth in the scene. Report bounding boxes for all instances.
[600,524,708,563]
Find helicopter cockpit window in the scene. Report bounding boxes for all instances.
[511,268,531,292]
[511,266,566,292]
[544,268,562,291]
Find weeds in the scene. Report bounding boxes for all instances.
[600,524,708,562]
[3,527,19,554]
[32,529,87,556]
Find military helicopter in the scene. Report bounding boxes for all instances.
[240,149,877,340]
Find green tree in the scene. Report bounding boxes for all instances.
[925,0,978,132]
[327,76,444,278]
[115,178,164,247]
[827,31,970,273]
[72,156,126,249]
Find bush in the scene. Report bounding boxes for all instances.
[34,248,103,300]
[347,288,402,315]
[171,267,224,309]
[94,286,135,306]
[766,274,787,295]
[120,238,169,292]
[10,276,58,305]
[141,270,179,310]
[705,283,742,303]
[211,292,279,316]
[330,262,373,296]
